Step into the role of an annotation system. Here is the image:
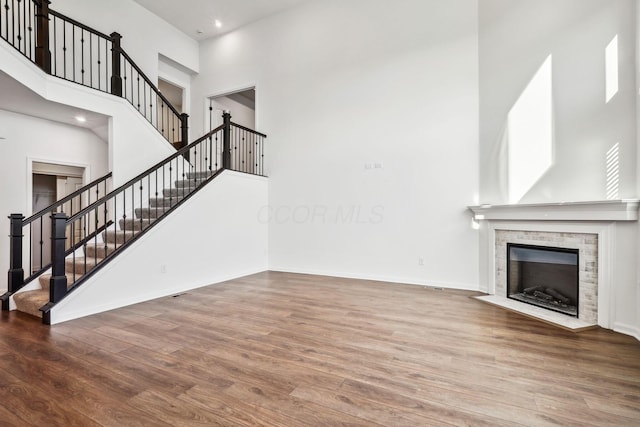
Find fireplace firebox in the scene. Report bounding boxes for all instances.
[507,243,579,317]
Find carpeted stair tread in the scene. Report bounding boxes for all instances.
[135,206,169,219]
[119,218,155,231]
[39,273,83,290]
[163,187,194,198]
[65,256,103,275]
[186,171,214,180]
[175,178,206,189]
[13,290,49,318]
[103,229,140,244]
[149,197,184,208]
[85,242,118,259]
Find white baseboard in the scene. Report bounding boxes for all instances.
[613,322,640,341]
[268,266,481,292]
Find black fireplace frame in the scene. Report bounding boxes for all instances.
[506,243,580,317]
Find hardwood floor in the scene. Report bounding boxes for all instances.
[1,271,640,426]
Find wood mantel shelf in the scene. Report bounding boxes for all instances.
[468,199,640,222]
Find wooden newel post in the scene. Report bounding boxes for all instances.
[8,214,25,294]
[35,0,51,73]
[180,113,189,150]
[110,32,123,97]
[49,213,68,304]
[222,111,232,169]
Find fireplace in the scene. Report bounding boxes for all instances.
[469,199,640,331]
[507,243,579,317]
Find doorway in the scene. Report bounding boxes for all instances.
[207,88,256,131]
[30,162,85,273]
[158,78,185,148]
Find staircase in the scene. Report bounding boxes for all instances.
[12,171,214,318]
[2,1,268,323]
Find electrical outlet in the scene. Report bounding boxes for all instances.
[418,258,424,266]
[160,264,167,274]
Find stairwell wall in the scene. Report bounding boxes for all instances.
[0,109,108,295]
[49,171,268,324]
[192,0,480,289]
[51,0,199,80]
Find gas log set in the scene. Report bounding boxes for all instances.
[522,285,571,307]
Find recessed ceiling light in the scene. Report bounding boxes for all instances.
[215,19,222,28]
[75,116,86,123]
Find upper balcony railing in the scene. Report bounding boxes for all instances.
[0,0,188,149]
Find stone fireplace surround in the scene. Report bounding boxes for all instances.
[469,200,640,335]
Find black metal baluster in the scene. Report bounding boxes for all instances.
[131,184,134,237]
[69,220,76,282]
[103,198,108,258]
[136,74,140,111]
[21,0,25,54]
[27,0,30,58]
[143,82,147,119]
[139,179,143,231]
[122,187,126,244]
[62,20,67,79]
[235,127,239,171]
[160,102,164,139]
[38,214,43,271]
[154,170,158,221]
[93,206,98,268]
[147,174,150,226]
[16,0,21,52]
[52,16,57,75]
[10,0,14,45]
[169,160,173,205]
[27,222,32,280]
[2,0,6,40]
[89,33,93,87]
[123,60,127,100]
[80,29,85,85]
[72,24,76,82]
[113,193,117,249]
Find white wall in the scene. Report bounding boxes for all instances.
[193,0,480,289]
[52,0,199,79]
[50,171,268,324]
[636,0,640,339]
[479,0,637,204]
[1,39,180,186]
[0,109,108,294]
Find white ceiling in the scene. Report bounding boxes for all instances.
[132,0,311,41]
[0,71,109,141]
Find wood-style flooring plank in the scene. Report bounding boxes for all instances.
[0,271,639,425]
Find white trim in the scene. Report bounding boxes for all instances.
[469,199,640,221]
[27,157,91,217]
[268,267,480,292]
[613,322,640,341]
